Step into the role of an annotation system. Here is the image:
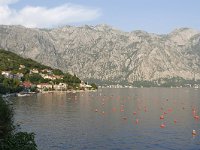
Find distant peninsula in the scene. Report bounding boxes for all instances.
[0,49,97,96]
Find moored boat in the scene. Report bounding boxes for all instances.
[17,93,31,97]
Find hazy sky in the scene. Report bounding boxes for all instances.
[0,0,199,33]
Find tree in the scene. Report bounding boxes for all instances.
[0,96,13,136]
[1,132,37,150]
[0,96,37,150]
[19,68,29,75]
[3,78,12,89]
[91,83,98,89]
[52,69,64,75]
[27,74,44,84]
[0,74,4,83]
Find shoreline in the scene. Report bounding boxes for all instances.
[2,89,98,99]
[39,89,97,94]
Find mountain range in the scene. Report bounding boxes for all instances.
[0,25,200,84]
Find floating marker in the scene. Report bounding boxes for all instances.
[192,130,197,136]
[160,123,166,128]
[160,115,164,120]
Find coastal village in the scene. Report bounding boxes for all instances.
[1,64,94,97]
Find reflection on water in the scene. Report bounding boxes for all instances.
[12,88,200,150]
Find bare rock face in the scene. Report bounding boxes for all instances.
[0,25,200,83]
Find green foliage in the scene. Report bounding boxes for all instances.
[0,96,13,138]
[30,86,37,92]
[91,83,98,89]
[0,97,13,124]
[0,49,51,72]
[27,74,45,84]
[0,96,38,149]
[52,69,64,75]
[19,68,30,75]
[0,77,23,94]
[0,75,4,83]
[63,73,81,84]
[43,88,49,91]
[0,132,37,150]
[0,85,8,94]
[0,49,94,91]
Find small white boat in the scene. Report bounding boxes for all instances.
[17,93,31,97]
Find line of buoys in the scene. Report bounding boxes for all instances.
[93,94,200,137]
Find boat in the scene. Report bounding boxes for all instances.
[17,93,31,97]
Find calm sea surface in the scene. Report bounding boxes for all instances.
[12,88,200,150]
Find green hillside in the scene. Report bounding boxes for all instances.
[0,49,52,72]
[0,49,93,94]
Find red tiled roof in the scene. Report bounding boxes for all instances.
[23,81,32,88]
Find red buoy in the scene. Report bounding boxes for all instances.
[194,115,199,120]
[160,123,166,128]
[163,112,167,115]
[136,119,139,124]
[174,119,177,124]
[160,115,164,120]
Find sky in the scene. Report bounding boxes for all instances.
[0,0,199,34]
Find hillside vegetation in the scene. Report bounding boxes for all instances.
[0,49,97,94]
[0,49,51,71]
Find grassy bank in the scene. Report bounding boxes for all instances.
[0,96,37,150]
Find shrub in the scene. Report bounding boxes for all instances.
[0,96,37,150]
[0,96,13,138]
[0,132,37,150]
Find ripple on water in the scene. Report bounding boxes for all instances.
[13,88,200,150]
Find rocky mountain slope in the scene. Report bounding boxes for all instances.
[0,25,200,84]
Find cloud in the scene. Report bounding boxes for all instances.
[0,2,101,28]
[0,0,18,5]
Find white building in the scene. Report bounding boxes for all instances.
[80,81,92,89]
[19,65,25,69]
[30,69,39,74]
[1,71,12,78]
[42,75,56,80]
[37,83,53,90]
[54,83,68,90]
